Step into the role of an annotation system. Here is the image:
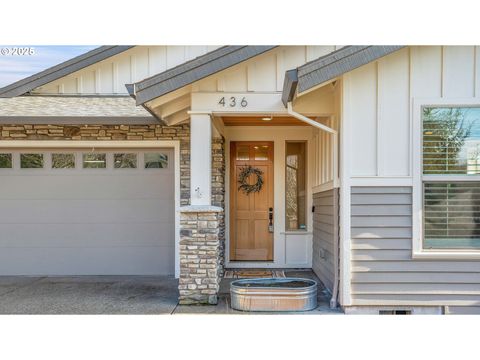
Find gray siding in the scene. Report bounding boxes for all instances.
[312,188,339,293]
[351,186,480,307]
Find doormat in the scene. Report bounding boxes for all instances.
[223,270,286,279]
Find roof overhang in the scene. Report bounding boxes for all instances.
[282,45,405,105]
[127,45,278,124]
[0,46,134,98]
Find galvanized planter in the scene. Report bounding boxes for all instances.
[230,278,317,312]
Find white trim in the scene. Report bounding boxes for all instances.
[412,97,480,259]
[0,140,182,277]
[339,73,352,306]
[312,180,336,194]
[350,177,413,187]
[189,113,212,206]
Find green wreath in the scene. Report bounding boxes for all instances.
[238,166,264,195]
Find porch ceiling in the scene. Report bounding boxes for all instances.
[222,115,329,126]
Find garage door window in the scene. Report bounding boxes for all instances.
[114,153,137,169]
[145,153,168,169]
[52,153,75,169]
[20,154,44,169]
[0,154,12,168]
[82,153,106,169]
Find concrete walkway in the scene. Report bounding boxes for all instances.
[0,270,342,314]
[175,269,342,315]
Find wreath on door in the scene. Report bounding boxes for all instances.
[238,166,264,195]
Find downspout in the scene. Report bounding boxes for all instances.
[286,101,340,310]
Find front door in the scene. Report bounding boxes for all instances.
[230,141,274,261]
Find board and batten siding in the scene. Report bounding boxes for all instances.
[33,46,222,95]
[344,46,480,178]
[350,187,480,307]
[312,188,339,293]
[33,46,341,96]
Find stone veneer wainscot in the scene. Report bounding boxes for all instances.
[179,206,223,304]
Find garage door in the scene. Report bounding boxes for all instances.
[0,148,175,275]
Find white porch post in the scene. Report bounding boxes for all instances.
[190,111,212,205]
[189,112,212,205]
[179,110,223,305]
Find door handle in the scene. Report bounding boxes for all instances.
[268,207,274,233]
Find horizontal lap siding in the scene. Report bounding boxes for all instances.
[312,188,339,292]
[351,186,480,307]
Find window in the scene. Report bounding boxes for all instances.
[82,153,106,169]
[422,106,480,250]
[52,153,75,169]
[0,154,12,168]
[20,153,44,169]
[145,153,168,168]
[114,153,137,168]
[285,142,307,231]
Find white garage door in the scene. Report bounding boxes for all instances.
[0,148,175,275]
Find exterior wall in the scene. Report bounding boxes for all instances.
[211,137,226,275]
[194,46,341,94]
[344,46,480,179]
[350,186,480,307]
[312,188,339,293]
[179,209,222,305]
[0,124,191,206]
[32,46,341,96]
[33,46,221,95]
[342,46,480,310]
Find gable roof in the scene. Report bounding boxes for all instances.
[282,45,405,105]
[129,46,278,105]
[0,46,134,98]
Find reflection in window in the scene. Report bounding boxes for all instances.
[82,153,106,168]
[114,153,137,168]
[423,107,479,175]
[52,153,75,169]
[285,142,307,231]
[422,106,480,250]
[145,153,168,168]
[0,154,12,168]
[20,154,44,169]
[236,146,249,161]
[254,145,269,160]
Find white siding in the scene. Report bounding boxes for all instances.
[344,46,480,178]
[33,46,223,95]
[34,46,337,96]
[195,46,338,94]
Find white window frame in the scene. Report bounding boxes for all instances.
[413,97,480,259]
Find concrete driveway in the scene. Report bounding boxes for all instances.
[0,276,179,314]
[0,270,342,314]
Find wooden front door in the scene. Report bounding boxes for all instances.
[230,141,274,261]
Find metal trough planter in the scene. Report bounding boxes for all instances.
[230,278,317,312]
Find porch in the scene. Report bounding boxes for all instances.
[126,46,342,307]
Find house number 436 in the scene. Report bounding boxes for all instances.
[218,96,248,108]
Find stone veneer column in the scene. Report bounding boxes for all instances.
[179,205,223,305]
